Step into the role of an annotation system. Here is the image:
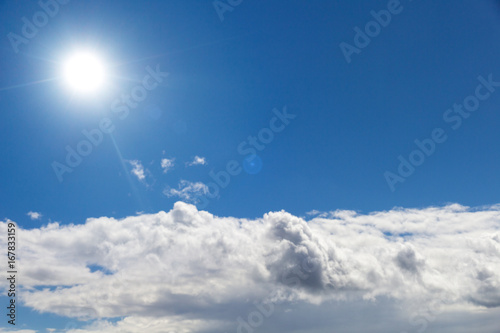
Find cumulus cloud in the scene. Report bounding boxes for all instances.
[1,203,500,332]
[127,160,146,181]
[27,211,42,220]
[186,156,207,166]
[161,158,175,173]
[163,180,209,203]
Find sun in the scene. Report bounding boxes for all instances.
[62,51,107,95]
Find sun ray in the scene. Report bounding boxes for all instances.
[111,33,254,69]
[0,77,58,92]
[109,134,147,212]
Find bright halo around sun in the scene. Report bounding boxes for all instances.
[62,51,108,95]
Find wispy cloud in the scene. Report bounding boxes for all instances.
[127,160,146,181]
[305,209,324,217]
[27,211,42,220]
[163,180,209,203]
[160,158,175,173]
[186,155,207,167]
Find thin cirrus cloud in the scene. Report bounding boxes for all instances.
[1,203,499,333]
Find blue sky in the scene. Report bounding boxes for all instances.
[1,0,500,224]
[1,1,500,332]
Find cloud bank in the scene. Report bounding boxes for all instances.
[1,203,500,332]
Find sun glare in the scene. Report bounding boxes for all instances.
[62,51,107,95]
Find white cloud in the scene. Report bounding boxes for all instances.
[127,160,146,181]
[1,203,500,332]
[161,158,175,173]
[186,156,207,166]
[27,211,42,220]
[163,180,209,203]
[306,209,321,216]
